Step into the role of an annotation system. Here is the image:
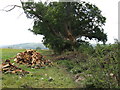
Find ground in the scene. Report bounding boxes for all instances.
[1,44,118,88]
[1,48,81,88]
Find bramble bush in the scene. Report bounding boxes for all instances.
[83,43,119,88]
[52,41,119,88]
[78,42,95,55]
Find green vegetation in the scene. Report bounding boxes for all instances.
[55,43,119,88]
[1,48,78,88]
[21,1,107,54]
[1,42,119,88]
[83,43,119,88]
[2,67,76,88]
[1,1,119,89]
[1,48,25,60]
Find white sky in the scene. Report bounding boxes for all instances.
[0,0,119,46]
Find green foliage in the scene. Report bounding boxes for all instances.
[21,1,107,53]
[1,42,119,88]
[44,38,73,54]
[55,43,119,88]
[83,44,119,88]
[36,47,41,50]
[78,42,95,55]
[57,60,74,70]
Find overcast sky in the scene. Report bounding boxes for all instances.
[0,0,119,46]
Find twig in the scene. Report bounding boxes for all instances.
[0,5,22,12]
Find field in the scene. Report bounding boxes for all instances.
[1,43,119,88]
[1,48,79,88]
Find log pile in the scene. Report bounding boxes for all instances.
[1,60,29,75]
[14,49,53,69]
[1,49,53,74]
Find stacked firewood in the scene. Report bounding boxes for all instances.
[1,60,29,75]
[14,49,53,68]
[1,49,53,74]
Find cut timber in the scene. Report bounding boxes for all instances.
[14,49,53,68]
[1,60,29,75]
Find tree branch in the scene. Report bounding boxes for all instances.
[0,5,22,12]
[0,0,24,12]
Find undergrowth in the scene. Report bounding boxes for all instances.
[56,43,119,88]
[1,42,119,88]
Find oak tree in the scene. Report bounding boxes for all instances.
[21,1,107,53]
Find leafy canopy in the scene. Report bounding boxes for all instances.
[21,1,107,53]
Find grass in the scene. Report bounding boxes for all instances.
[1,43,119,88]
[1,48,78,88]
[1,48,25,60]
[2,67,76,88]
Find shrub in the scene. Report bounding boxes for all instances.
[84,43,119,88]
[78,42,95,55]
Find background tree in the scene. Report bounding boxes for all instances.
[36,47,41,50]
[21,1,107,54]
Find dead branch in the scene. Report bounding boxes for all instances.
[0,0,24,12]
[0,5,22,12]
